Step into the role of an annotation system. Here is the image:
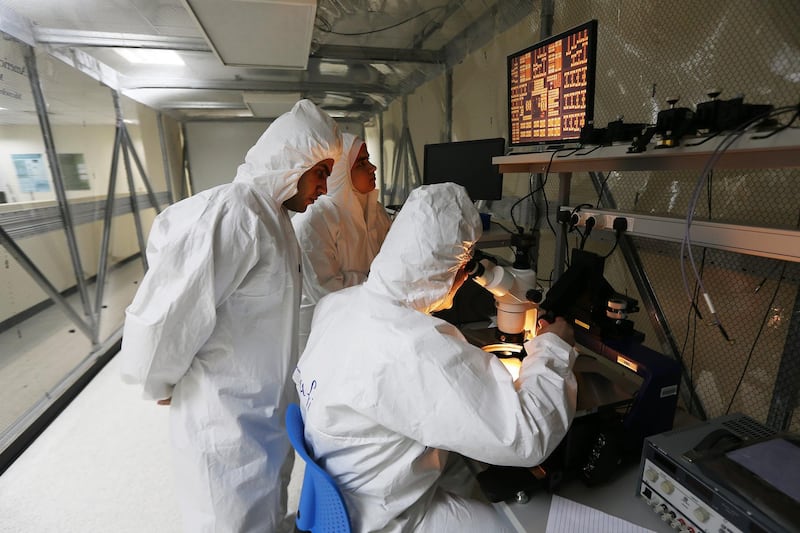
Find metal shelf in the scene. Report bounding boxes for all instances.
[494,127,800,174]
[494,126,800,270]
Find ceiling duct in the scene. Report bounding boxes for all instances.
[242,92,302,117]
[182,0,317,69]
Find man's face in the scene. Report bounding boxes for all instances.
[350,144,377,194]
[283,159,334,212]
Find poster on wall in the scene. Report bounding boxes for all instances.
[58,153,91,190]
[12,153,51,193]
[1,35,32,115]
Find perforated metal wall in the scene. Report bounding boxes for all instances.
[545,1,800,430]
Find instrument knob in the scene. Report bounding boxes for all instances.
[660,480,675,494]
[645,468,659,482]
[693,507,710,523]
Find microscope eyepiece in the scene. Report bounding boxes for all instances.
[466,258,485,279]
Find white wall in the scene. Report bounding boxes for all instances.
[184,119,366,194]
[184,121,270,193]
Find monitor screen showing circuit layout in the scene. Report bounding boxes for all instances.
[507,20,597,146]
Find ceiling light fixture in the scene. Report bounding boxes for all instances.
[182,0,317,69]
[115,49,185,65]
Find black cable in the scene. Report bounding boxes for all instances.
[528,172,540,235]
[681,248,707,416]
[573,144,604,156]
[568,203,593,247]
[684,130,722,147]
[579,216,595,250]
[489,220,515,234]
[680,162,715,414]
[726,207,800,412]
[724,264,786,414]
[682,172,714,414]
[557,145,584,157]
[510,149,563,233]
[596,173,612,208]
[600,232,620,259]
[541,148,570,237]
[680,105,797,341]
[751,106,799,139]
[509,192,530,232]
[315,6,447,36]
[542,182,558,238]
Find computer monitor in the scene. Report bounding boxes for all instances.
[423,137,505,201]
[507,20,598,147]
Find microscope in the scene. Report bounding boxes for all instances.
[473,247,681,501]
[466,234,543,344]
[461,233,543,377]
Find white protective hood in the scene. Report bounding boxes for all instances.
[324,132,386,250]
[364,182,481,314]
[234,98,342,204]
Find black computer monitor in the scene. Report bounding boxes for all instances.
[422,137,505,201]
[508,20,598,147]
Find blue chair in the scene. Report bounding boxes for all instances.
[285,403,352,533]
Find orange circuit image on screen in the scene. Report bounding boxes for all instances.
[509,27,591,144]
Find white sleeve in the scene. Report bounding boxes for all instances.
[372,329,577,467]
[119,202,260,400]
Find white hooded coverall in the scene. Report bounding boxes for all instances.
[120,99,341,533]
[292,132,392,351]
[293,183,578,532]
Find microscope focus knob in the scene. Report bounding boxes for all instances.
[526,289,543,303]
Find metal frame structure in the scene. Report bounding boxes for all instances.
[0,50,163,344]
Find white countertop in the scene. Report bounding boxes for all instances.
[492,462,673,533]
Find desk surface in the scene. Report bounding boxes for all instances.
[494,463,671,533]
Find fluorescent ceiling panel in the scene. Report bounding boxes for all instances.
[115,49,185,65]
[242,92,302,117]
[182,0,317,69]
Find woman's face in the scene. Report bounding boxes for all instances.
[350,143,377,194]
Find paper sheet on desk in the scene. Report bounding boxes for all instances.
[545,495,656,533]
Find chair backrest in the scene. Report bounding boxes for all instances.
[285,403,352,533]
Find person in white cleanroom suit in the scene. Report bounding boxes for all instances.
[292,132,392,352]
[119,99,342,533]
[293,183,578,532]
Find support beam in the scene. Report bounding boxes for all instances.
[0,226,92,339]
[311,44,442,64]
[24,44,97,342]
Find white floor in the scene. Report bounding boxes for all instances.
[0,354,304,533]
